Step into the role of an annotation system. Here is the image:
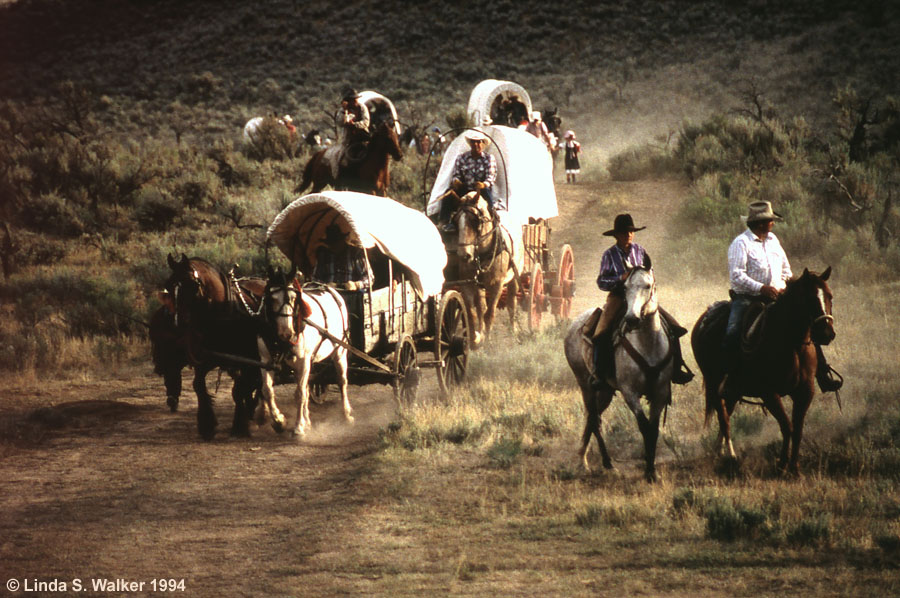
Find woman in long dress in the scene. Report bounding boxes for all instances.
[563,130,581,184]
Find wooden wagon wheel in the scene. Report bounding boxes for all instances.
[436,290,470,394]
[555,243,575,322]
[528,262,544,331]
[392,335,419,406]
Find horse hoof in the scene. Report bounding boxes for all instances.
[166,396,179,412]
[346,415,355,425]
[272,420,285,434]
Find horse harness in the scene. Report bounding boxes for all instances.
[456,202,508,283]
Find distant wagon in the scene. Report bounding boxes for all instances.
[466,79,533,128]
[267,191,471,400]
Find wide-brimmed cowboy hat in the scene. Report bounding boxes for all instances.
[341,87,361,101]
[530,111,542,121]
[282,115,293,123]
[743,201,783,224]
[603,213,646,236]
[464,129,489,144]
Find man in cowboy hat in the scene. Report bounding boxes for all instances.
[312,223,370,292]
[591,213,694,389]
[436,129,498,231]
[333,88,371,174]
[722,201,841,392]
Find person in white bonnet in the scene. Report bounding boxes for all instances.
[722,201,841,393]
[524,110,553,151]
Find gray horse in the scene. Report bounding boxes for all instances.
[564,266,674,481]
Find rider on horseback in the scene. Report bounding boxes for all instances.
[336,88,371,171]
[591,214,694,390]
[721,201,841,394]
[437,129,498,232]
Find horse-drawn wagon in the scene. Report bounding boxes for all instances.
[467,79,533,128]
[425,122,576,337]
[267,191,471,401]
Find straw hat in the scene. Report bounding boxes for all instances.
[530,111,542,121]
[464,129,489,144]
[743,201,783,224]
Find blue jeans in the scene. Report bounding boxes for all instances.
[723,294,753,369]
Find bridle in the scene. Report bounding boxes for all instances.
[267,278,306,345]
[456,202,503,276]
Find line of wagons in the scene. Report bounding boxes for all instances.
[164,79,576,427]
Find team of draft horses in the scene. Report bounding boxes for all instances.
[152,195,842,481]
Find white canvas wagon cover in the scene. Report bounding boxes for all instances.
[426,125,558,223]
[466,79,532,127]
[358,90,402,136]
[268,191,446,298]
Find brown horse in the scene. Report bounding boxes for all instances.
[165,254,267,440]
[691,267,835,475]
[453,195,518,346]
[295,120,403,197]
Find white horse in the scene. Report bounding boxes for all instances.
[257,270,352,437]
[564,265,673,481]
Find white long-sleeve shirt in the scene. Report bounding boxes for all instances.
[727,229,792,294]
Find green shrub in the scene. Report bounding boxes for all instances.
[786,513,831,547]
[487,437,522,468]
[705,497,773,542]
[134,187,182,231]
[607,143,679,181]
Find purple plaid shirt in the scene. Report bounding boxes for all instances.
[313,246,370,289]
[596,242,648,291]
[452,151,497,191]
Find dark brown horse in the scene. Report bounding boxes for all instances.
[691,267,835,474]
[295,120,403,197]
[165,254,267,440]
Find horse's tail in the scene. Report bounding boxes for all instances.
[691,304,724,427]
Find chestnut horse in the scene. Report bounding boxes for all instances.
[295,120,403,197]
[691,267,836,474]
[165,254,266,440]
[453,195,518,347]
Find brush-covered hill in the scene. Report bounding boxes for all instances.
[2,0,898,148]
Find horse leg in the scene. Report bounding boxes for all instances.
[229,367,258,437]
[193,365,217,441]
[507,277,518,333]
[708,379,737,460]
[622,390,659,482]
[164,364,182,412]
[291,355,312,437]
[579,385,614,471]
[761,393,793,474]
[482,281,502,340]
[643,386,671,482]
[256,341,286,433]
[788,384,815,475]
[333,348,354,424]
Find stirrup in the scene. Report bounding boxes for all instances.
[817,365,843,393]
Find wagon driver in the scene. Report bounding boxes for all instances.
[592,214,694,390]
[437,129,498,232]
[313,224,370,292]
[721,201,841,394]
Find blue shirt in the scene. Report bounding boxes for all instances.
[596,242,648,291]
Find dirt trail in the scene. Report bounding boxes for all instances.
[0,177,700,596]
